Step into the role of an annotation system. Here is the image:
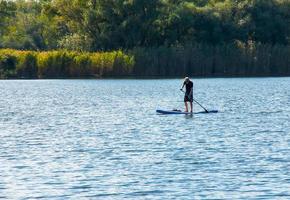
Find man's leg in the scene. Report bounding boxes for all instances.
[184,102,188,112]
[190,102,193,113]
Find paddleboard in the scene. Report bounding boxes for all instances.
[156,109,218,115]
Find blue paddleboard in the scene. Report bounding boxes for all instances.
[156,109,218,115]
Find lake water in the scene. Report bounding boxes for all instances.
[0,78,290,199]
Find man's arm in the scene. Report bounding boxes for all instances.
[180,82,185,91]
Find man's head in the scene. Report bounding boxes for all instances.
[184,77,190,83]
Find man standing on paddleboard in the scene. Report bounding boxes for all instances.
[180,77,193,113]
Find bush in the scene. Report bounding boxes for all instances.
[72,54,92,77]
[37,51,74,78]
[16,52,37,78]
[0,50,17,78]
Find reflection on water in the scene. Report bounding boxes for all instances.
[184,114,194,119]
[0,78,290,199]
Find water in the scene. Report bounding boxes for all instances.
[0,78,290,199]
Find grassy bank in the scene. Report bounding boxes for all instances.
[0,49,134,79]
[1,44,290,79]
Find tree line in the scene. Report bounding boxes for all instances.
[0,0,290,78]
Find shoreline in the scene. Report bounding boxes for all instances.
[1,74,290,80]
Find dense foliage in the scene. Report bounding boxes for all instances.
[1,0,290,51]
[0,0,290,78]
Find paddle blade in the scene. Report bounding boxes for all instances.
[208,110,218,113]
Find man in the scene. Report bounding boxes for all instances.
[180,77,193,113]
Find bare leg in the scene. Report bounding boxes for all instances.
[190,102,193,113]
[184,102,188,112]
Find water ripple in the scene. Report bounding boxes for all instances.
[0,78,290,199]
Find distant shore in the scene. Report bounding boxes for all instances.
[1,44,290,79]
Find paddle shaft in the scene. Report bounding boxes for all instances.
[180,90,209,113]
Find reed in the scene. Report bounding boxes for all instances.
[0,44,289,79]
[130,43,290,77]
[0,49,134,78]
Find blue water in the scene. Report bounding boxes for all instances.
[0,78,290,199]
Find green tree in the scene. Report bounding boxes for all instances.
[0,1,16,47]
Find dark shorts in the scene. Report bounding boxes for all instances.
[184,94,193,102]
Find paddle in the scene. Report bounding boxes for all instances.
[180,89,209,113]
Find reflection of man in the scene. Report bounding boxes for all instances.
[180,77,193,113]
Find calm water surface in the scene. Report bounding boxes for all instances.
[0,78,290,199]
